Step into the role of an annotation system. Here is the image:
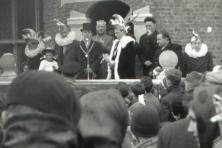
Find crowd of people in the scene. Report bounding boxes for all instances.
[0,13,222,148]
[0,67,221,148]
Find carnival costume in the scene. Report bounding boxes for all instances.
[181,31,213,76]
[107,14,136,79]
[22,28,45,70]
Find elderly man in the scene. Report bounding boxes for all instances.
[93,20,114,78]
[93,20,114,52]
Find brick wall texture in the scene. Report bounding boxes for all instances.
[43,0,222,63]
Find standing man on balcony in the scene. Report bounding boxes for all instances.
[93,20,114,78]
[138,17,158,76]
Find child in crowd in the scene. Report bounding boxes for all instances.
[39,48,58,72]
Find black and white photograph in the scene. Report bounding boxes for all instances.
[0,0,221,148]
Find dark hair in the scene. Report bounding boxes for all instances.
[116,82,129,98]
[140,76,153,92]
[158,30,171,42]
[131,82,145,97]
[144,17,156,24]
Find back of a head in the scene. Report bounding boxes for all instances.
[165,68,182,86]
[4,71,81,148]
[140,76,153,92]
[130,104,160,138]
[116,82,129,98]
[79,89,128,148]
[7,71,81,125]
[131,82,145,97]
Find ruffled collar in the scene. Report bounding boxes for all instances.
[185,43,208,58]
[25,41,45,58]
[55,31,76,47]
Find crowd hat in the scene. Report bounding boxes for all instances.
[6,71,81,126]
[130,104,160,138]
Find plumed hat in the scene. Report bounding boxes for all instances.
[191,30,201,42]
[22,28,39,41]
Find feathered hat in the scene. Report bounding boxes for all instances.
[191,30,201,42]
[22,28,41,42]
[110,14,128,32]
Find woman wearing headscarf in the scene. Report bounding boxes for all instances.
[181,31,213,76]
[1,71,81,148]
[78,89,129,148]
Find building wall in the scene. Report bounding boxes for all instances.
[43,0,222,63]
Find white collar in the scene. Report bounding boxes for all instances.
[185,43,208,58]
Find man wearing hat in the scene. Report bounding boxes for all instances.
[93,20,114,78]
[64,23,106,79]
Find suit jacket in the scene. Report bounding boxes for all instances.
[154,43,183,69]
[158,118,199,148]
[64,40,105,79]
[138,32,158,74]
[108,36,136,79]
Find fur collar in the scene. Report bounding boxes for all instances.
[185,43,208,58]
[55,31,76,47]
[118,35,135,49]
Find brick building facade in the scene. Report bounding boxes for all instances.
[43,0,222,63]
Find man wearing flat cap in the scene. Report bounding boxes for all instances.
[93,20,114,78]
[64,22,106,79]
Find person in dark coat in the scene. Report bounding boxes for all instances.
[159,69,186,122]
[1,71,81,148]
[63,23,106,79]
[158,118,199,148]
[22,28,45,70]
[181,31,213,76]
[138,17,158,76]
[130,104,160,148]
[154,30,183,70]
[54,21,76,65]
[187,84,222,148]
[106,14,136,79]
[78,89,129,148]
